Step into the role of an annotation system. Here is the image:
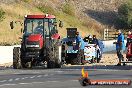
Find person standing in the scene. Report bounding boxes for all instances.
[76,32,85,64]
[92,35,99,45]
[126,31,132,47]
[92,35,101,63]
[116,30,125,66]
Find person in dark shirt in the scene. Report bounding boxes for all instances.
[92,35,101,63]
[92,35,99,45]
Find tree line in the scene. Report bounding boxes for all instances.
[116,0,132,29]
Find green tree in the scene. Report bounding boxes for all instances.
[117,0,132,29]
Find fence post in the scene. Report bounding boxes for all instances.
[104,29,106,40]
[104,29,109,40]
[106,29,109,40]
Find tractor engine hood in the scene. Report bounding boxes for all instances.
[26,34,43,49]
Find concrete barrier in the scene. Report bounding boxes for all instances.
[0,45,20,65]
[103,40,126,52]
[0,40,127,65]
[0,46,13,65]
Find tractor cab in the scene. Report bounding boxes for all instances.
[24,14,57,38]
[22,14,60,49]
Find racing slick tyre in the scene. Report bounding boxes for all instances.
[71,53,81,65]
[13,47,21,69]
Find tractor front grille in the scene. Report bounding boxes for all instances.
[25,51,40,58]
[27,41,39,45]
[26,41,40,50]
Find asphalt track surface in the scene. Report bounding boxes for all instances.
[0,65,132,88]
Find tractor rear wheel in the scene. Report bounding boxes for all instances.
[25,61,32,68]
[47,47,55,68]
[55,45,62,68]
[52,40,61,68]
[13,47,21,69]
[47,60,55,68]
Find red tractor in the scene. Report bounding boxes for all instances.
[10,14,62,69]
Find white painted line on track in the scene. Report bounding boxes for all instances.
[37,75,42,78]
[0,80,79,87]
[8,79,13,82]
[63,69,81,71]
[46,81,59,83]
[21,78,25,80]
[19,81,56,85]
[15,78,20,81]
[49,74,54,76]
[44,74,48,76]
[56,71,64,73]
[70,80,78,82]
[19,83,31,85]
[32,72,40,74]
[0,80,7,83]
[32,82,44,84]
[13,73,21,74]
[24,77,29,79]
[30,76,36,79]
[0,84,17,87]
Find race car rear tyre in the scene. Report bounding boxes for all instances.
[47,60,55,68]
[71,54,81,65]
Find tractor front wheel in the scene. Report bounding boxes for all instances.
[13,47,21,69]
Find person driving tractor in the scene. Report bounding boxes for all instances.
[35,21,43,34]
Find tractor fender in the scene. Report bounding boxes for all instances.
[51,33,60,40]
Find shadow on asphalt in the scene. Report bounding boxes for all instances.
[1,65,132,70]
[62,65,132,70]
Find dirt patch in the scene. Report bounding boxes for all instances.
[99,51,128,65]
[0,62,12,67]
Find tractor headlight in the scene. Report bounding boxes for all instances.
[26,41,40,48]
[26,44,40,48]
